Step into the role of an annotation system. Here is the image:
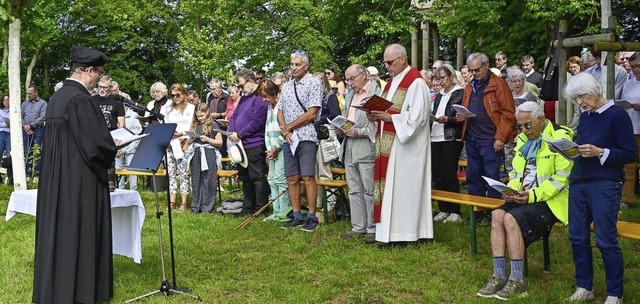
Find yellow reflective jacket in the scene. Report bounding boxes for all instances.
[507,120,574,224]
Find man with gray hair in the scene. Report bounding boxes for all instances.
[339,64,380,244]
[206,78,229,120]
[92,75,125,130]
[456,53,516,222]
[367,43,433,247]
[277,50,323,232]
[477,101,573,300]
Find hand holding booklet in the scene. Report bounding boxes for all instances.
[352,95,393,112]
[328,115,356,131]
[541,134,580,160]
[110,128,149,148]
[482,176,519,196]
[452,104,476,117]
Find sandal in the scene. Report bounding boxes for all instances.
[171,202,177,210]
[178,203,187,212]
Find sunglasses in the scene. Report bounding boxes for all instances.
[382,56,401,66]
[236,82,246,90]
[170,92,182,98]
[516,122,534,132]
[469,63,486,73]
[292,49,306,55]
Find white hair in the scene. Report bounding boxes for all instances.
[149,82,167,96]
[516,101,544,119]
[563,72,603,104]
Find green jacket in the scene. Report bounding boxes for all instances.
[507,120,573,224]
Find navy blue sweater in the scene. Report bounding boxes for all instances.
[570,104,637,184]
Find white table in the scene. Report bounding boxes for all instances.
[6,189,145,264]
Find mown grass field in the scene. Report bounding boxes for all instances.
[1,183,639,303]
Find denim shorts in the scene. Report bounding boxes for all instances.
[283,141,317,177]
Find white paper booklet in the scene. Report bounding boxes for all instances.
[482,176,519,196]
[542,134,580,160]
[452,104,477,117]
[184,130,200,139]
[329,115,356,131]
[110,128,149,148]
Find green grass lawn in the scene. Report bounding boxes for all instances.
[1,183,640,303]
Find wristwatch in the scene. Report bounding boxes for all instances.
[598,150,604,158]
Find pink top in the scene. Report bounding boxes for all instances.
[225,97,238,120]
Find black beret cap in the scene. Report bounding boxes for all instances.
[70,46,110,68]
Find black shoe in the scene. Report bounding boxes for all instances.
[378,241,410,250]
[300,217,319,232]
[281,217,305,229]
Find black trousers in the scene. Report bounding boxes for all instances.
[432,140,463,214]
[237,145,270,214]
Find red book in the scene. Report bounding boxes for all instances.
[352,95,393,112]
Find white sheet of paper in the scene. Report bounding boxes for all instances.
[290,132,300,156]
[452,104,477,117]
[184,130,200,139]
[482,176,518,196]
[170,138,184,159]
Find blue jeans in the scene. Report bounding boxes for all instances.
[464,135,503,198]
[0,131,11,158]
[23,128,44,177]
[569,180,623,297]
[115,152,137,190]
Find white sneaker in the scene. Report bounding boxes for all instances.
[433,212,450,222]
[444,213,463,223]
[604,296,622,304]
[567,287,594,301]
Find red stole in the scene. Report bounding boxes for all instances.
[373,67,422,222]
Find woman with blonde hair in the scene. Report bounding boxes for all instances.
[164,83,196,211]
[188,103,222,213]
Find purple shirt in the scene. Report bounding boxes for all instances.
[228,94,268,149]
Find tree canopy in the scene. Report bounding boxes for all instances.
[1,0,638,103]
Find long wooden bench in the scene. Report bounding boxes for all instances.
[116,168,167,176]
[432,189,640,273]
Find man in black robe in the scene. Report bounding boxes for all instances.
[33,46,116,303]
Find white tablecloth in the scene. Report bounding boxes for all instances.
[6,189,145,264]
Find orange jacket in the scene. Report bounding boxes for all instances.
[460,73,516,144]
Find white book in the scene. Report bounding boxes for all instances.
[452,104,476,117]
[110,128,149,149]
[482,176,519,196]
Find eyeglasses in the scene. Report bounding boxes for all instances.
[437,74,449,80]
[98,85,110,90]
[516,122,534,132]
[469,63,486,73]
[382,56,402,66]
[92,67,105,77]
[170,92,182,98]
[510,79,524,84]
[236,82,246,90]
[345,71,365,83]
[325,71,332,76]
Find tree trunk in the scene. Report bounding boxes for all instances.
[8,18,27,190]
[25,47,40,91]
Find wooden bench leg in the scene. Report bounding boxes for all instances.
[469,206,477,255]
[217,176,222,205]
[320,185,329,223]
[524,248,529,277]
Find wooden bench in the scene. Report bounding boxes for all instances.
[115,168,167,176]
[317,179,349,223]
[330,167,346,179]
[217,169,239,203]
[457,160,509,183]
[432,190,640,273]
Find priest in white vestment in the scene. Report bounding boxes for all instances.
[368,43,433,244]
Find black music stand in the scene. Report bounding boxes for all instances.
[124,123,201,303]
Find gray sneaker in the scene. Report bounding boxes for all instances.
[339,231,365,238]
[567,287,594,301]
[477,276,508,298]
[604,296,622,304]
[493,276,527,301]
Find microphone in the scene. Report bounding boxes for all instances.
[114,94,145,111]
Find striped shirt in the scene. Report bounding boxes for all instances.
[265,105,285,151]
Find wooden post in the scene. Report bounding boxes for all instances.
[456,37,464,70]
[411,29,418,68]
[421,22,429,70]
[558,20,568,125]
[603,15,615,99]
[433,26,440,61]
[593,42,640,52]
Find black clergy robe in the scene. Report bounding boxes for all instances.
[33,79,117,303]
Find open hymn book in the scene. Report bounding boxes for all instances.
[482,176,519,196]
[352,95,393,112]
[110,128,149,148]
[328,115,356,131]
[541,134,580,160]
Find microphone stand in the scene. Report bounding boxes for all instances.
[139,102,179,289]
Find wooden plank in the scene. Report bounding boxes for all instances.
[116,169,166,176]
[593,42,640,52]
[551,33,615,48]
